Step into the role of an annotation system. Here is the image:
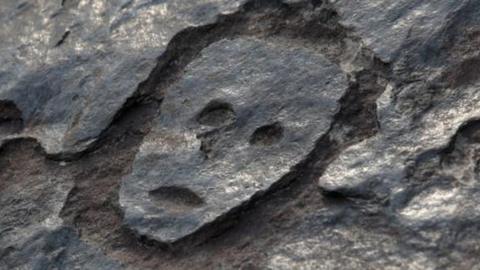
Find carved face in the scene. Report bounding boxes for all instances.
[119,38,348,243]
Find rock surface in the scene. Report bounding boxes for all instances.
[320,0,480,236]
[0,0,244,156]
[2,0,480,269]
[120,37,348,242]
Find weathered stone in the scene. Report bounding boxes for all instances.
[0,0,245,156]
[3,0,480,268]
[1,228,122,270]
[332,0,464,63]
[266,207,439,270]
[320,0,480,197]
[0,140,120,270]
[319,0,480,259]
[120,37,349,243]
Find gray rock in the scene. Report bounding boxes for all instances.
[0,142,119,270]
[1,228,122,270]
[3,0,480,268]
[332,0,463,63]
[319,0,480,261]
[320,0,480,198]
[0,0,245,156]
[120,37,349,243]
[266,208,439,270]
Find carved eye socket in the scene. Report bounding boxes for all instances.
[149,186,204,213]
[249,122,284,146]
[0,100,22,123]
[0,100,23,134]
[197,100,236,127]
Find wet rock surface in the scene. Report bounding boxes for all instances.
[1,0,480,269]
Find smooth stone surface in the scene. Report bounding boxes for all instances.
[120,37,349,243]
[0,0,245,156]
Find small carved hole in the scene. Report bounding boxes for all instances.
[250,122,284,146]
[197,100,236,127]
[149,186,204,212]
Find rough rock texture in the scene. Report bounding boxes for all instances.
[0,0,244,157]
[120,37,348,242]
[2,0,480,269]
